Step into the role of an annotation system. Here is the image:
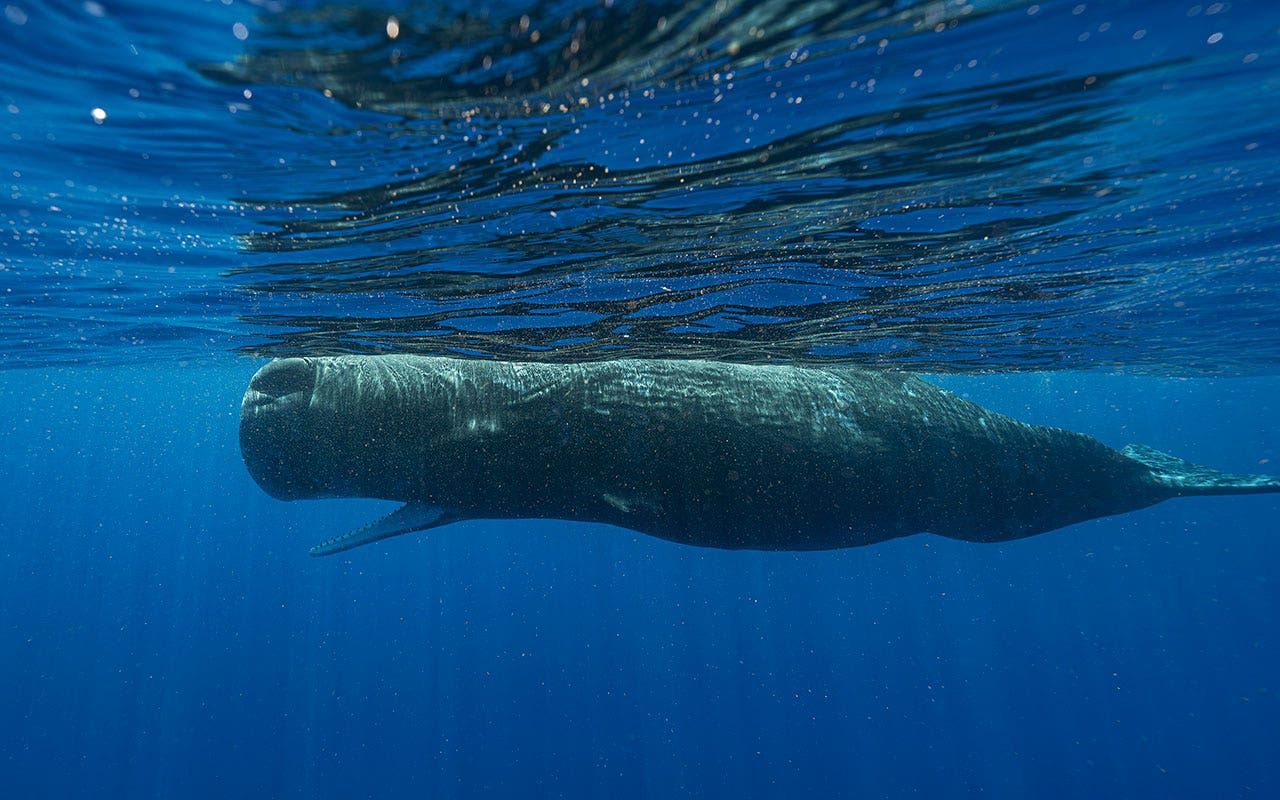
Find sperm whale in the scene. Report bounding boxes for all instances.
[239,355,1280,556]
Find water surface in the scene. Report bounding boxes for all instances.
[3,0,1277,370]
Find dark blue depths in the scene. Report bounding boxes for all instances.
[0,364,1276,799]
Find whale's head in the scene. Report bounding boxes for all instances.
[240,357,427,502]
[241,358,336,500]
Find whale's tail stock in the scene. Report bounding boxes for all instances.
[1123,444,1280,497]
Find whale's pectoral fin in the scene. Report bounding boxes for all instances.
[1122,443,1280,496]
[309,503,459,557]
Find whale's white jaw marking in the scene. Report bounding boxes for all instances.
[241,387,309,417]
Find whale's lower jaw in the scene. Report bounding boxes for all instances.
[308,503,459,557]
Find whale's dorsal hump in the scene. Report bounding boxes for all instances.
[309,502,460,557]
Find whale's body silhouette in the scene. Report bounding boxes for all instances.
[239,356,1280,556]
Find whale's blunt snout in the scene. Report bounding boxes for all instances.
[240,358,320,500]
[242,357,316,416]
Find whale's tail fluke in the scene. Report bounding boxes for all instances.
[1123,444,1280,497]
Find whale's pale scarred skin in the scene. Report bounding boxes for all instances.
[239,355,1279,555]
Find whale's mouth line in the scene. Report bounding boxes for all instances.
[241,388,309,416]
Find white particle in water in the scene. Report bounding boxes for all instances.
[233,22,248,41]
[91,107,106,123]
[4,5,28,25]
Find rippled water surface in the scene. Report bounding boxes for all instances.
[4,0,1278,371]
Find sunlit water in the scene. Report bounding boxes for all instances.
[1,1,1279,797]
[3,0,1279,370]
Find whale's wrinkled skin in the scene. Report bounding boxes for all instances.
[239,355,1280,556]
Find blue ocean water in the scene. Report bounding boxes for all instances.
[2,1,1279,797]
